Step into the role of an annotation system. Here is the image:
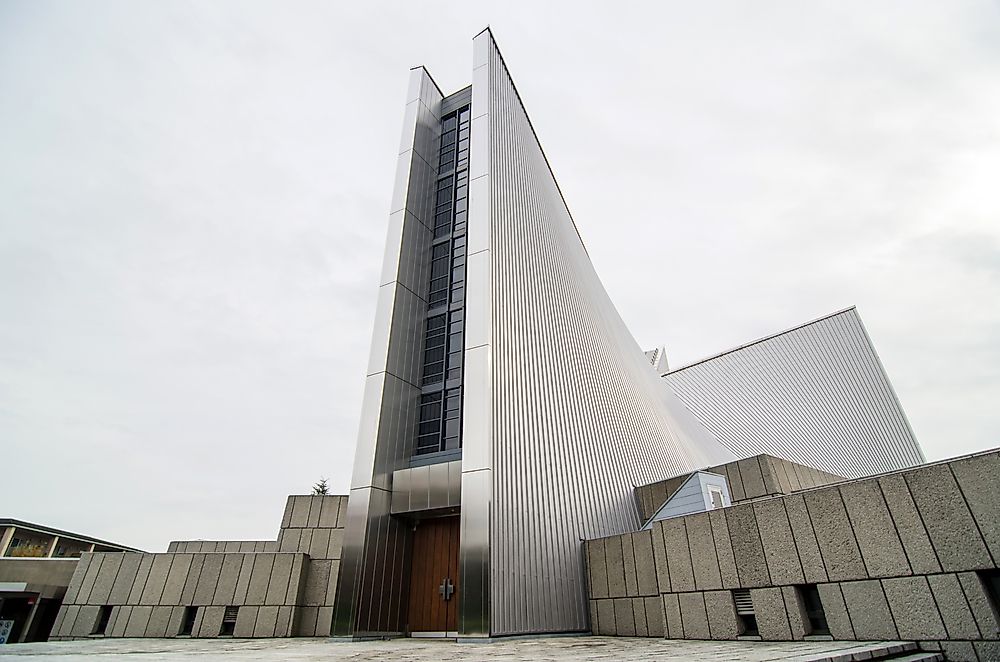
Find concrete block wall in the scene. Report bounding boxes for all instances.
[49,551,306,639]
[277,495,347,636]
[50,494,348,640]
[589,450,1000,662]
[635,455,844,521]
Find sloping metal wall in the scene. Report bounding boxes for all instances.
[662,307,925,478]
[463,30,735,637]
[333,66,442,636]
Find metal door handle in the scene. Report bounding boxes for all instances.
[438,577,454,601]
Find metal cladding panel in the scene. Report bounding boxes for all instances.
[662,307,925,478]
[333,66,442,636]
[467,30,735,636]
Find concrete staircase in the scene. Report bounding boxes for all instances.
[801,641,943,662]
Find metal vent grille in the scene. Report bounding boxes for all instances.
[222,606,239,623]
[733,589,754,615]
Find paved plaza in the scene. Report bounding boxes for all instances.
[0,637,921,661]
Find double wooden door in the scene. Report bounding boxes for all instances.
[407,516,459,634]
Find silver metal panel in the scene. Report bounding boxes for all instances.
[334,65,443,637]
[466,30,735,636]
[661,307,925,479]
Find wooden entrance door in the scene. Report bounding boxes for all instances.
[407,516,459,634]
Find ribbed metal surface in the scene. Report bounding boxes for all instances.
[733,589,754,615]
[662,307,925,479]
[333,66,443,637]
[464,30,735,636]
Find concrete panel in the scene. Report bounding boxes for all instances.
[684,513,722,591]
[306,498,322,529]
[326,529,343,560]
[753,499,804,585]
[816,583,855,639]
[324,560,339,607]
[878,474,941,574]
[265,554,294,605]
[193,554,224,605]
[632,597,648,637]
[233,606,259,638]
[139,555,173,604]
[88,554,122,604]
[974,642,1000,661]
[709,510,739,589]
[309,529,331,560]
[704,590,739,639]
[605,536,627,598]
[196,606,224,638]
[124,605,153,638]
[661,518,695,592]
[315,607,333,637]
[759,456,782,495]
[840,579,898,640]
[662,593,682,639]
[596,599,616,635]
[678,592,710,639]
[297,606,318,637]
[108,554,143,604]
[280,497,294,529]
[724,462,746,502]
[613,598,636,636]
[905,463,992,571]
[621,534,638,597]
[290,496,310,528]
[725,504,770,587]
[180,555,205,604]
[159,555,191,605]
[57,605,80,637]
[927,573,982,639]
[126,555,155,605]
[145,605,173,637]
[781,586,809,640]
[298,531,313,557]
[288,554,307,604]
[650,524,671,593]
[783,494,828,584]
[737,457,766,499]
[632,530,658,596]
[71,605,99,636]
[166,605,184,638]
[840,480,912,578]
[303,560,331,607]
[644,596,664,638]
[751,587,791,640]
[245,554,275,606]
[318,497,339,528]
[62,554,92,605]
[212,554,245,605]
[957,572,1000,640]
[588,600,599,635]
[278,529,300,553]
[940,641,977,662]
[76,554,107,604]
[109,605,132,638]
[950,453,1000,562]
[803,489,866,582]
[275,605,294,637]
[882,576,947,640]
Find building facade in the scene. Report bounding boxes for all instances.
[47,30,958,648]
[0,519,140,643]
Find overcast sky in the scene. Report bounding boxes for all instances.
[2,1,998,552]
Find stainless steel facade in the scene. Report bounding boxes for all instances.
[661,307,925,478]
[463,30,734,636]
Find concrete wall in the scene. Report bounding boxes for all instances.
[0,558,78,596]
[635,455,845,521]
[50,495,346,640]
[590,450,1000,662]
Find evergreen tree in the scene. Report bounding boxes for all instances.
[312,477,329,495]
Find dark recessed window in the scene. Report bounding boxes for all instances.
[93,606,113,635]
[179,606,198,636]
[980,569,1000,618]
[219,606,238,636]
[798,584,829,635]
[732,589,758,636]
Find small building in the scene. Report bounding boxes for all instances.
[0,519,140,644]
